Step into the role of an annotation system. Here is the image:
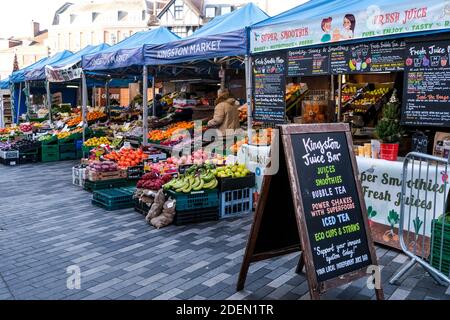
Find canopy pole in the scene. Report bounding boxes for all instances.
[92,86,96,108]
[331,75,335,122]
[152,73,156,117]
[142,66,149,146]
[25,81,30,121]
[337,75,342,122]
[17,82,22,124]
[220,64,226,90]
[105,80,110,118]
[245,55,253,145]
[46,81,52,123]
[81,72,88,153]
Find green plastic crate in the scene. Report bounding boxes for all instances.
[59,143,76,153]
[167,189,219,212]
[42,144,59,154]
[59,151,77,161]
[91,199,135,211]
[93,187,136,206]
[42,152,59,162]
[83,179,130,192]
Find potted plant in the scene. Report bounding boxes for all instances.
[375,90,404,161]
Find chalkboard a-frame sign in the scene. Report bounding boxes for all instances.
[237,123,384,300]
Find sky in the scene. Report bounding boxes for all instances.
[0,0,68,38]
[0,0,304,38]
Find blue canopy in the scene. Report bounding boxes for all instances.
[0,77,10,89]
[10,57,48,84]
[82,27,180,74]
[25,50,73,81]
[249,0,450,53]
[144,3,269,65]
[50,44,110,70]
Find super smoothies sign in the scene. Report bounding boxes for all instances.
[250,0,450,53]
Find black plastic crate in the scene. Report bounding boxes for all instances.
[60,151,77,161]
[174,207,219,226]
[84,179,131,192]
[0,157,18,166]
[18,152,39,164]
[134,199,152,216]
[59,143,76,153]
[218,173,255,192]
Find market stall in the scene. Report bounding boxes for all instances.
[244,0,450,250]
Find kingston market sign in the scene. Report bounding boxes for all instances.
[250,1,450,53]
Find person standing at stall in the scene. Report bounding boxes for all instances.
[207,89,240,134]
[207,89,241,156]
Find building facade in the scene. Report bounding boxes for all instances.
[0,22,49,80]
[48,0,170,54]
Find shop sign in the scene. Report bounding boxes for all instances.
[250,0,450,53]
[357,157,447,254]
[329,40,406,74]
[287,47,330,76]
[402,39,450,127]
[252,52,287,123]
[45,64,82,82]
[238,124,383,300]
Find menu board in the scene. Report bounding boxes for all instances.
[330,40,406,74]
[288,47,330,76]
[290,131,372,282]
[402,40,450,127]
[252,52,287,123]
[369,40,405,72]
[330,44,371,74]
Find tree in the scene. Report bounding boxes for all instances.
[12,54,19,72]
[375,90,404,143]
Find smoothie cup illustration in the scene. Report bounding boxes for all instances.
[356,59,362,70]
[441,56,448,67]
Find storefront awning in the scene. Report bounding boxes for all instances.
[249,0,450,53]
[10,57,48,84]
[82,27,180,75]
[144,3,269,66]
[0,76,10,89]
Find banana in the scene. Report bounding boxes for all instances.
[202,179,215,189]
[191,177,201,189]
[209,179,218,189]
[182,183,192,193]
[193,179,204,191]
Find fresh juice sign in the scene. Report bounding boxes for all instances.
[250,0,450,53]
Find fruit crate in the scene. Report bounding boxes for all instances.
[60,151,77,161]
[82,145,95,154]
[59,142,76,153]
[219,188,254,219]
[218,173,256,192]
[174,207,219,226]
[72,166,87,188]
[134,199,152,216]
[0,157,18,166]
[86,169,128,182]
[128,165,145,180]
[42,144,59,154]
[0,150,19,159]
[40,136,58,145]
[16,142,41,153]
[429,218,450,273]
[18,151,39,164]
[42,151,59,162]
[167,189,219,212]
[84,179,131,192]
[75,139,83,150]
[92,188,136,210]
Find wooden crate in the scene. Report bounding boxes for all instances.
[86,169,127,182]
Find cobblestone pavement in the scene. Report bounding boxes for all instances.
[0,161,449,300]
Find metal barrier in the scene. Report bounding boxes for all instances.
[390,152,450,286]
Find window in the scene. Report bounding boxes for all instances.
[142,10,146,21]
[221,6,232,15]
[110,33,117,45]
[92,12,99,22]
[174,0,184,20]
[172,26,187,38]
[70,14,77,24]
[118,11,128,21]
[205,7,216,18]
